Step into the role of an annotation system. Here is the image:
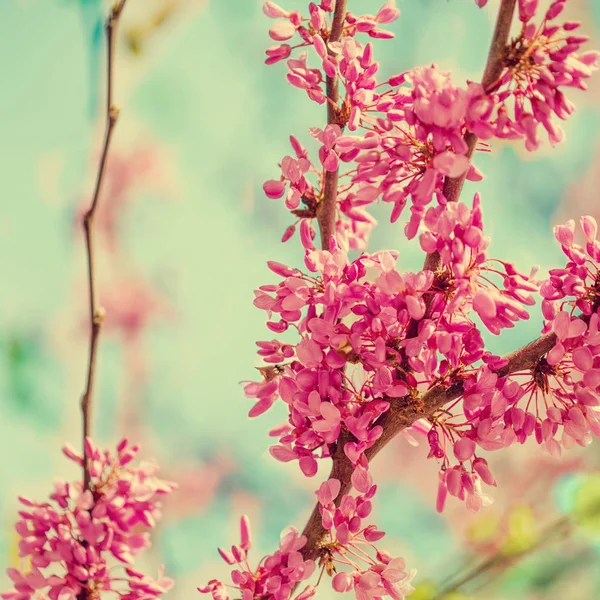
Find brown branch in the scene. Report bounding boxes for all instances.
[405,0,517,352]
[441,0,517,207]
[81,0,129,492]
[300,0,351,562]
[437,473,600,597]
[366,329,556,462]
[300,0,519,565]
[315,0,347,250]
[300,326,558,563]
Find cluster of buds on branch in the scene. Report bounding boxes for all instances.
[202,1,600,600]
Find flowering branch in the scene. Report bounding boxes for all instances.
[81,0,128,491]
[203,1,600,599]
[367,329,556,461]
[316,0,347,250]
[301,0,519,564]
[2,3,177,598]
[371,299,600,465]
[299,327,554,562]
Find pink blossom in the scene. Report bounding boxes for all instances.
[199,518,315,600]
[3,440,175,600]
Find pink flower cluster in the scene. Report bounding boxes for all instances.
[330,66,484,240]
[420,194,539,335]
[262,0,598,252]
[246,195,538,483]
[262,1,403,250]
[316,479,415,600]
[474,0,600,150]
[3,439,175,600]
[200,1,600,598]
[243,205,546,524]
[542,216,600,317]
[198,517,316,600]
[422,219,600,510]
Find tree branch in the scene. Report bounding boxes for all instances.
[81,0,128,492]
[441,0,516,206]
[300,0,351,562]
[300,326,558,563]
[437,515,572,598]
[300,0,519,565]
[405,0,517,347]
[316,0,347,251]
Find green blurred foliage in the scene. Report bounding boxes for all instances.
[573,473,600,536]
[0,332,58,427]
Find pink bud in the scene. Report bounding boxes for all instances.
[454,437,476,461]
[552,310,570,340]
[322,149,339,172]
[263,1,289,18]
[554,220,575,247]
[263,180,286,199]
[240,515,251,551]
[546,1,565,20]
[267,261,298,277]
[269,20,296,41]
[299,219,316,251]
[351,466,373,493]
[363,525,386,541]
[332,572,355,593]
[312,34,327,58]
[281,224,296,243]
[583,369,600,389]
[62,444,83,465]
[547,341,565,366]
[473,457,496,486]
[432,151,469,177]
[299,456,318,477]
[572,346,593,371]
[473,290,497,320]
[436,474,448,513]
[376,1,400,24]
[269,445,296,462]
[265,44,292,65]
[218,547,236,565]
[317,478,341,505]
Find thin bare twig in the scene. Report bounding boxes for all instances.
[81,0,129,492]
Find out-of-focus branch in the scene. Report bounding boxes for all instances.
[81,0,129,492]
[437,515,574,598]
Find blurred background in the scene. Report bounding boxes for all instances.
[2,0,600,598]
